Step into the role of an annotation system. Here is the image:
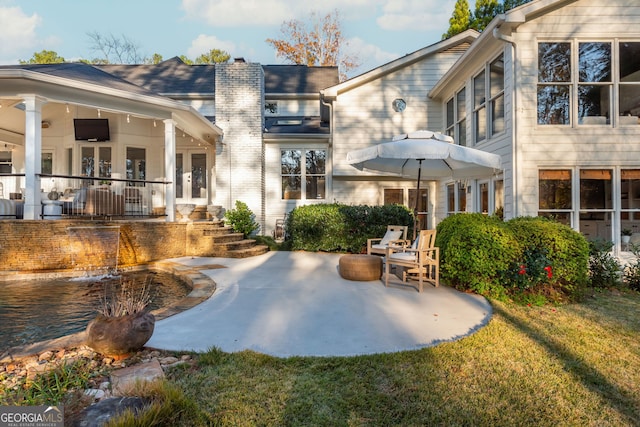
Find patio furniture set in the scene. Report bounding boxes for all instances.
[339,225,440,292]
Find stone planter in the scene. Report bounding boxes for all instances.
[207,205,225,221]
[176,203,196,222]
[86,311,155,357]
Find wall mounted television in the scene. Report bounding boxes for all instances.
[74,118,110,142]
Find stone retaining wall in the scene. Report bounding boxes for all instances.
[0,220,193,273]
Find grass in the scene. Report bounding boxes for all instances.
[137,290,640,426]
[5,290,640,426]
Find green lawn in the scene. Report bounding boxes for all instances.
[138,291,640,426]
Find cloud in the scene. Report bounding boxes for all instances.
[0,6,41,60]
[187,34,237,58]
[181,0,383,27]
[377,0,455,32]
[346,37,398,74]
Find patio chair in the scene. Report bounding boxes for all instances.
[367,225,408,256]
[384,229,439,292]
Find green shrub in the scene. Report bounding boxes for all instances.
[589,239,622,288]
[224,200,260,237]
[437,214,590,303]
[437,213,520,299]
[286,203,413,253]
[506,216,590,299]
[623,243,640,291]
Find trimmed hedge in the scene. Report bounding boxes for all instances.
[437,214,589,303]
[286,203,414,253]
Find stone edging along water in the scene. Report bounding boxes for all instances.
[0,261,219,363]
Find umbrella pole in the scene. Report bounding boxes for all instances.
[414,159,424,240]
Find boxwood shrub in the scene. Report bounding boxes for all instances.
[286,203,413,253]
[437,214,589,303]
[437,213,520,299]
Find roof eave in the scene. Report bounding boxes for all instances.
[321,30,480,99]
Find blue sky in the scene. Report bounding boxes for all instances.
[0,0,456,78]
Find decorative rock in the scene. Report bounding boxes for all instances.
[110,359,164,396]
[159,356,179,365]
[39,351,54,361]
[84,388,106,401]
[73,397,149,427]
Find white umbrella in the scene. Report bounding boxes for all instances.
[346,130,502,237]
[346,130,501,180]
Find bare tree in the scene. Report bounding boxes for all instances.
[266,10,359,81]
[87,31,145,64]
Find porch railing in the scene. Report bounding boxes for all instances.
[0,173,170,219]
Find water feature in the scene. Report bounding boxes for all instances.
[0,270,190,352]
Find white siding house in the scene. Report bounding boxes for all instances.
[1,0,639,252]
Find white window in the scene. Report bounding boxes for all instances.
[281,149,326,200]
[447,182,466,216]
[446,88,467,146]
[537,40,640,126]
[472,54,504,144]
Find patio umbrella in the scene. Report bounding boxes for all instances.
[346,130,502,236]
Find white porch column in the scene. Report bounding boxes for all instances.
[22,95,45,220]
[164,119,176,222]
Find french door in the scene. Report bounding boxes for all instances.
[176,151,208,205]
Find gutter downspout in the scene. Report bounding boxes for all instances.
[320,92,334,202]
[493,26,518,219]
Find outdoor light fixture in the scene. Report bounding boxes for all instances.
[65,104,70,113]
[97,109,101,118]
[127,114,130,123]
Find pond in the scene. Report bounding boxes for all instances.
[0,270,191,353]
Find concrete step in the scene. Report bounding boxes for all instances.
[226,244,270,258]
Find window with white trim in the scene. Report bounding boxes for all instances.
[537,41,640,126]
[472,54,504,144]
[446,182,466,216]
[281,149,326,200]
[446,88,467,146]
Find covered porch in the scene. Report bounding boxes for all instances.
[0,63,223,221]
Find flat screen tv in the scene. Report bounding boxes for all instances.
[74,118,110,142]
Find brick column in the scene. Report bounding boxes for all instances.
[214,61,265,233]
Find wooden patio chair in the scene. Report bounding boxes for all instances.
[367,225,408,256]
[384,229,439,292]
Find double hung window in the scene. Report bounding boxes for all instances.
[446,88,467,146]
[472,54,505,144]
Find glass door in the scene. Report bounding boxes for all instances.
[176,150,208,205]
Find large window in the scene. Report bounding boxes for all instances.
[281,149,326,200]
[619,42,640,124]
[538,41,640,126]
[538,42,572,125]
[446,88,467,146]
[538,168,614,240]
[473,54,504,144]
[621,169,640,235]
[538,169,572,224]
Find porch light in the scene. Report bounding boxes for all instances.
[97,109,101,118]
[127,114,130,123]
[65,104,69,113]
